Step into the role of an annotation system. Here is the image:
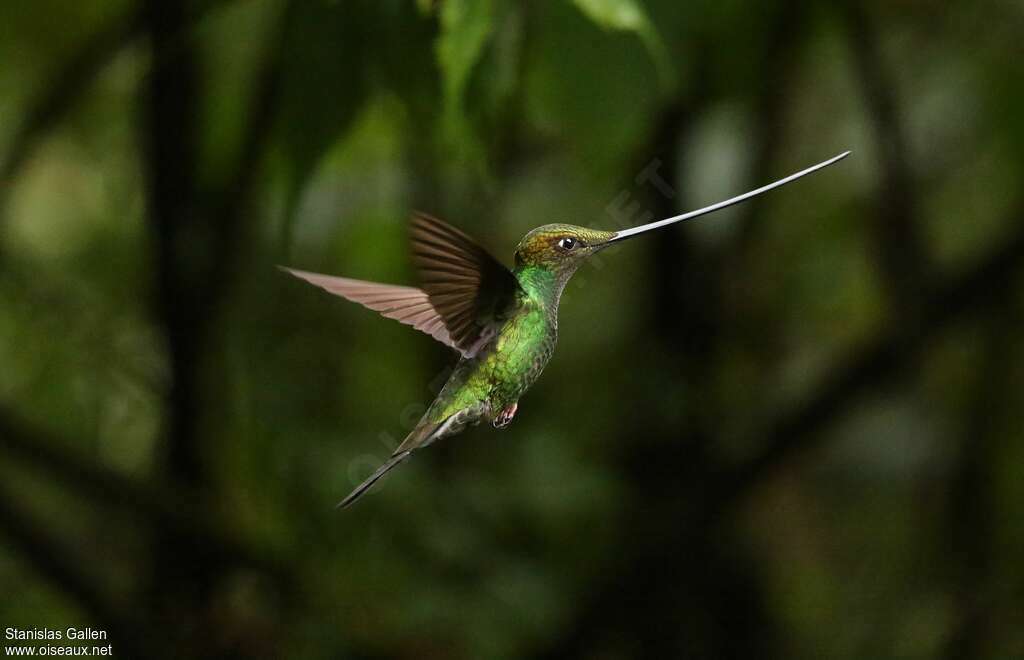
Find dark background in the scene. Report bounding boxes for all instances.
[2,0,1022,658]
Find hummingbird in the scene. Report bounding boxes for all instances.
[283,151,849,508]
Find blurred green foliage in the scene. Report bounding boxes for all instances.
[1,0,1023,658]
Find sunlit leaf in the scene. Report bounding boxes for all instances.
[435,0,496,172]
[437,0,496,119]
[568,0,673,90]
[272,1,373,254]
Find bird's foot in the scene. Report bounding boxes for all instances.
[492,402,518,429]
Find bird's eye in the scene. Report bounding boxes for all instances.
[557,237,577,251]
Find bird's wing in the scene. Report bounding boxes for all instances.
[410,213,522,354]
[280,268,461,352]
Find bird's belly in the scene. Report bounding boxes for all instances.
[430,314,555,422]
[483,314,556,405]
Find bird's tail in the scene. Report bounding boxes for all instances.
[336,418,447,509]
[336,450,413,509]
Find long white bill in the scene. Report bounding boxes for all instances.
[608,151,851,242]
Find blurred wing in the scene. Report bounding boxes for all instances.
[410,213,521,353]
[280,267,460,352]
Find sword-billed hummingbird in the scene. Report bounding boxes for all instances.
[283,152,849,508]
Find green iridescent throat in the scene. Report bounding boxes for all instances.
[514,264,567,313]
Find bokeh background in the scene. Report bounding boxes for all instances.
[2,0,1023,658]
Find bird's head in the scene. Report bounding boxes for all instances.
[513,224,617,277]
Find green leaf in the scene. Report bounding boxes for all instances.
[568,0,673,90]
[436,0,496,173]
[437,0,496,119]
[272,1,374,255]
[570,0,646,29]
[432,0,499,179]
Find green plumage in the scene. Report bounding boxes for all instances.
[413,226,616,437]
[421,271,557,427]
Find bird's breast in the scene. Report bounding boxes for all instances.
[484,307,557,400]
[429,307,556,423]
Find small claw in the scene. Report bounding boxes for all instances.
[492,402,518,429]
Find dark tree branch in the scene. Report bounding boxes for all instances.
[726,0,813,395]
[733,0,810,252]
[140,2,251,652]
[142,0,289,487]
[842,1,932,311]
[143,0,207,487]
[942,300,1016,660]
[206,0,295,308]
[139,1,293,654]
